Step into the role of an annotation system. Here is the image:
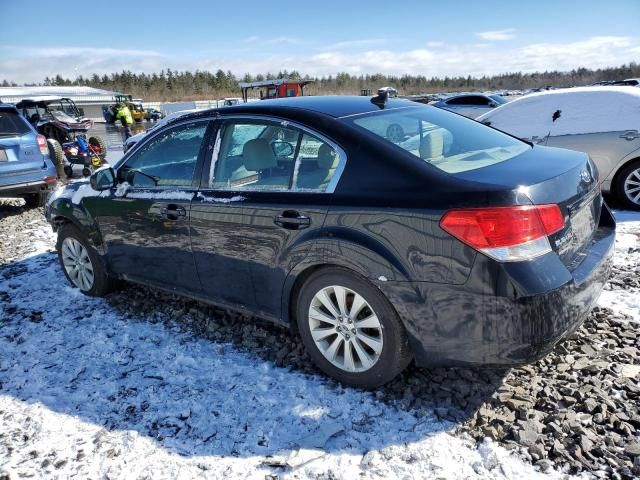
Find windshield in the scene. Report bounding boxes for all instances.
[350,105,529,174]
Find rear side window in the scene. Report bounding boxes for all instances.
[211,120,342,192]
[0,111,31,136]
[351,105,529,174]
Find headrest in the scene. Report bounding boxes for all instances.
[419,130,444,160]
[243,138,277,171]
[317,143,339,169]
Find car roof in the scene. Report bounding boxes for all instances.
[186,95,418,119]
[0,104,19,113]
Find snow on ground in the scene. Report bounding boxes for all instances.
[0,225,570,478]
[597,209,640,322]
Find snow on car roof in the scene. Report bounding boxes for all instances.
[478,86,640,138]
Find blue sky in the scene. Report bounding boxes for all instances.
[1,0,639,83]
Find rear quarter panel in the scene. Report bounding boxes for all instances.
[545,131,639,187]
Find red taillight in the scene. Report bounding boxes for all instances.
[440,205,564,261]
[37,135,48,156]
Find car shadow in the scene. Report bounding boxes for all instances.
[0,199,31,220]
[0,250,505,463]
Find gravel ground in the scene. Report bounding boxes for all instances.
[1,198,639,479]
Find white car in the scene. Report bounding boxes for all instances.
[478,86,640,209]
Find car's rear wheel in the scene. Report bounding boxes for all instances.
[296,268,412,388]
[23,192,48,208]
[57,224,112,297]
[616,160,640,210]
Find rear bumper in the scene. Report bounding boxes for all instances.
[0,178,57,198]
[379,205,616,367]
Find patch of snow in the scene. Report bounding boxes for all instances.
[127,190,195,201]
[71,183,103,204]
[479,86,640,138]
[0,225,572,479]
[114,181,130,197]
[597,209,640,322]
[196,192,245,203]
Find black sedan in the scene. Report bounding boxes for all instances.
[45,95,615,388]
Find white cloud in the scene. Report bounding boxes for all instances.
[242,36,298,45]
[1,36,638,84]
[475,29,516,41]
[325,38,387,50]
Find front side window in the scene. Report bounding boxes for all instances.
[351,105,529,174]
[119,120,208,187]
[211,120,342,192]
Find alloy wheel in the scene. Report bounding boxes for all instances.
[61,237,95,291]
[308,285,384,373]
[623,167,640,206]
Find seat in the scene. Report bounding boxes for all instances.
[419,130,445,162]
[242,138,288,187]
[296,143,339,191]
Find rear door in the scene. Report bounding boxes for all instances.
[195,117,344,319]
[104,119,211,291]
[0,109,45,182]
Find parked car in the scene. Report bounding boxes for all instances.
[478,86,640,209]
[46,95,615,388]
[123,109,197,153]
[431,93,508,118]
[0,104,57,207]
[144,108,164,121]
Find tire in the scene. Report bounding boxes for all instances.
[88,136,107,161]
[615,160,640,210]
[56,224,112,297]
[82,167,92,177]
[63,165,73,178]
[23,192,48,209]
[47,138,66,178]
[386,123,405,143]
[295,268,412,388]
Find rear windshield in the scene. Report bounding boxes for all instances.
[0,110,31,136]
[350,105,529,173]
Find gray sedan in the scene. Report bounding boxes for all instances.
[478,86,640,209]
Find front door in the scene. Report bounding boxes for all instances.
[194,118,343,319]
[106,119,211,291]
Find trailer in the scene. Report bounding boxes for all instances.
[239,78,313,102]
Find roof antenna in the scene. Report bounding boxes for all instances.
[371,88,389,108]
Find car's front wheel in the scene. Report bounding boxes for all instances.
[296,268,412,388]
[616,160,640,210]
[56,224,112,296]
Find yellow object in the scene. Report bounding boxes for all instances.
[116,104,134,125]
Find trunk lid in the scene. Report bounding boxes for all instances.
[456,145,602,267]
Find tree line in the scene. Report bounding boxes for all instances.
[2,63,639,101]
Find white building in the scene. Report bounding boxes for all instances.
[0,86,124,121]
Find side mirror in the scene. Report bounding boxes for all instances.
[90,167,116,191]
[488,101,498,108]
